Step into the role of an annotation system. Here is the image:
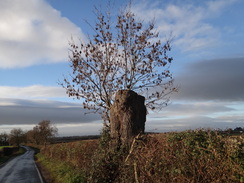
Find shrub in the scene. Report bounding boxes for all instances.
[3,147,19,156]
[37,129,243,183]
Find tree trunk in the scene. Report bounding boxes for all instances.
[110,90,147,147]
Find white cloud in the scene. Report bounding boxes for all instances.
[0,0,85,68]
[207,0,239,13]
[154,102,233,116]
[132,0,238,53]
[146,115,244,133]
[0,123,103,136]
[57,122,103,136]
[0,85,66,99]
[0,98,101,125]
[0,124,35,134]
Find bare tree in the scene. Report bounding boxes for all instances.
[26,129,38,145]
[0,132,9,146]
[8,128,25,146]
[62,4,177,124]
[27,120,58,145]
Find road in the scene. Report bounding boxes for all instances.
[0,146,43,183]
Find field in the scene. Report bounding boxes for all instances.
[0,146,14,150]
[36,129,244,183]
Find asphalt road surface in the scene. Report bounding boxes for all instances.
[0,146,43,183]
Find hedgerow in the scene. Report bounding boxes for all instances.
[36,129,243,183]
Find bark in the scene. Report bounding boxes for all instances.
[110,90,147,146]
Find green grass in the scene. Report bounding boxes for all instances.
[0,146,14,150]
[36,153,86,183]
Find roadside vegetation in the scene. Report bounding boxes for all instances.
[36,153,86,183]
[0,120,57,166]
[35,129,243,183]
[0,146,26,165]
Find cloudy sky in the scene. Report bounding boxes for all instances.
[0,0,243,136]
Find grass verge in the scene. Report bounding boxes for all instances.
[35,153,86,183]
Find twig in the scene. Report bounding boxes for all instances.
[134,162,139,183]
[125,133,140,163]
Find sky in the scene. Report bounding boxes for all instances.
[0,0,243,136]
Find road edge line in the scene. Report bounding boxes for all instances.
[34,160,44,183]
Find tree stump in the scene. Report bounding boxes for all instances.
[110,90,147,147]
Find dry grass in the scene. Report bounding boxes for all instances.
[40,140,98,171]
[37,130,244,183]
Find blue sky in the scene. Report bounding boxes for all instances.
[0,0,243,136]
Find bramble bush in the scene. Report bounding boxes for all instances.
[39,139,98,180]
[37,129,243,183]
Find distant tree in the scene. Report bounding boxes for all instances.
[8,128,25,146]
[26,129,39,145]
[0,132,9,146]
[62,4,177,124]
[233,127,243,133]
[29,120,58,145]
[225,128,233,134]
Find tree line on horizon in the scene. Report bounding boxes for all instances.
[0,120,57,146]
[1,124,243,147]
